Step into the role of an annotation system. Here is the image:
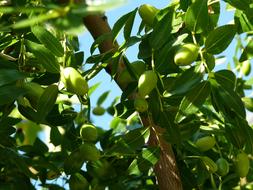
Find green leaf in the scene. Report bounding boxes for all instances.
[97,91,110,106]
[123,8,137,40]
[239,40,253,62]
[235,10,253,33]
[0,69,26,87]
[50,127,62,146]
[112,9,137,41]
[184,0,208,33]
[37,85,58,122]
[205,25,236,54]
[223,0,251,10]
[209,70,236,90]
[176,81,210,123]
[26,40,60,73]
[32,26,64,57]
[149,7,173,49]
[163,67,203,97]
[0,85,26,105]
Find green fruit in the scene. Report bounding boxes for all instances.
[80,124,98,142]
[79,143,100,161]
[235,152,249,177]
[134,98,148,112]
[241,60,251,76]
[69,173,89,190]
[138,70,158,97]
[201,156,218,173]
[195,136,216,152]
[23,82,44,109]
[174,43,199,66]
[216,158,229,176]
[138,4,159,27]
[92,106,105,116]
[61,67,88,96]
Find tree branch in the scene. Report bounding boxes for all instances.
[83,14,183,190]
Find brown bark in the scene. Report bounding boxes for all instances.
[83,14,183,190]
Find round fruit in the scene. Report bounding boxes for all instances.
[235,152,249,177]
[61,67,88,96]
[69,173,89,190]
[174,43,199,66]
[80,124,98,142]
[241,60,251,76]
[201,156,218,173]
[134,98,148,112]
[195,136,216,152]
[92,106,105,116]
[138,4,159,27]
[242,97,253,112]
[138,70,158,97]
[216,158,229,176]
[79,143,100,161]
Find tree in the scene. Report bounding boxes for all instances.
[0,0,253,189]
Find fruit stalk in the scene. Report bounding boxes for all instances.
[83,14,183,190]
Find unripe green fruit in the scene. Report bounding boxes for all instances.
[80,124,98,142]
[241,60,251,76]
[134,98,148,112]
[138,70,158,97]
[201,156,218,173]
[23,82,44,108]
[79,143,100,161]
[242,97,253,112]
[92,106,105,116]
[216,158,229,176]
[61,67,88,96]
[138,4,159,27]
[174,43,199,66]
[195,136,216,152]
[235,152,249,177]
[69,173,89,190]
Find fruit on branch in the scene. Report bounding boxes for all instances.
[138,70,158,97]
[234,152,249,177]
[174,43,199,66]
[46,170,60,180]
[201,156,218,173]
[79,143,100,161]
[195,136,216,152]
[92,106,105,116]
[60,67,88,96]
[23,82,44,108]
[118,61,146,86]
[134,97,148,112]
[80,124,98,142]
[216,158,229,176]
[138,4,159,27]
[241,60,251,76]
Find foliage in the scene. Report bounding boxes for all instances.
[0,0,253,189]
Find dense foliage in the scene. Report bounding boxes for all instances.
[0,0,253,189]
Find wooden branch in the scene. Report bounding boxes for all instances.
[83,14,183,190]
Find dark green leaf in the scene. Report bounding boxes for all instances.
[31,26,64,57]
[176,81,210,123]
[184,0,208,33]
[205,25,236,54]
[97,91,110,106]
[239,40,253,62]
[235,10,253,33]
[50,127,62,146]
[0,69,26,87]
[0,85,26,105]
[26,40,60,73]
[37,85,58,122]
[223,0,251,10]
[124,8,137,40]
[209,70,236,90]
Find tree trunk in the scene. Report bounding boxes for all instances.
[83,14,183,190]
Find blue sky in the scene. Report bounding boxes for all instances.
[79,0,237,129]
